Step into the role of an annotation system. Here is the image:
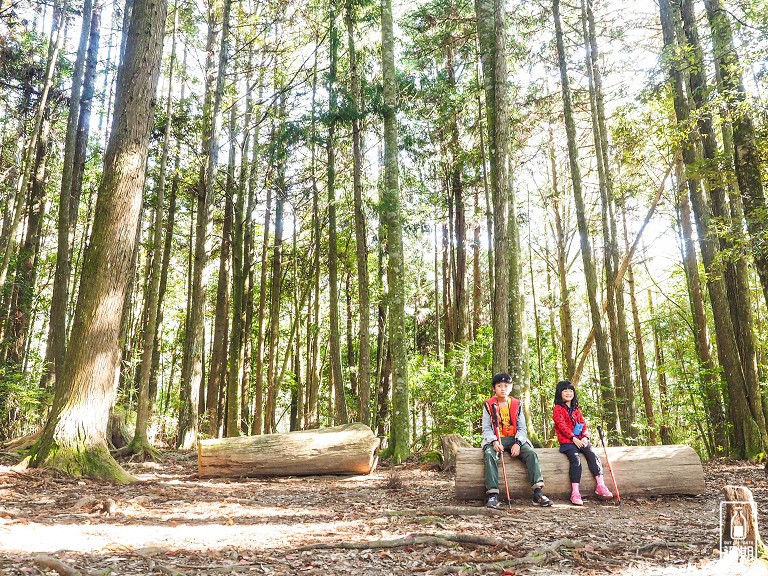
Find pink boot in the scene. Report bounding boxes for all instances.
[570,483,583,506]
[595,476,613,498]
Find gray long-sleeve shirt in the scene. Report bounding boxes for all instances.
[481,397,531,448]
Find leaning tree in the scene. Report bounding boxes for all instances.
[27,0,168,480]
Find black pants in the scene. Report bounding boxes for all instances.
[560,443,602,483]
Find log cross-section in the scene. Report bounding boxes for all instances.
[198,423,380,478]
[455,444,705,501]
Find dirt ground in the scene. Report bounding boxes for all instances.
[0,451,766,575]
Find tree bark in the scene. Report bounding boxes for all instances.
[659,0,765,458]
[703,0,768,312]
[475,0,509,373]
[553,0,616,431]
[28,0,166,480]
[381,0,409,463]
[327,6,348,426]
[345,0,371,427]
[43,0,95,388]
[178,0,230,448]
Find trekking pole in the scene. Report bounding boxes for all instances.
[492,404,512,509]
[597,425,621,507]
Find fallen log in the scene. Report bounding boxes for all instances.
[198,422,380,478]
[455,444,704,501]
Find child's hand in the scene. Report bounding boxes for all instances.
[573,436,585,449]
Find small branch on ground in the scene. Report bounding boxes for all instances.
[33,555,84,576]
[635,541,691,555]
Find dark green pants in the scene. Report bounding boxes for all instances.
[483,437,544,494]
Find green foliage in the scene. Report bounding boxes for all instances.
[0,366,49,441]
[408,327,494,446]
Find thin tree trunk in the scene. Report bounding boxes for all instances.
[0,0,67,290]
[622,210,656,445]
[346,0,371,426]
[178,0,230,448]
[210,101,235,437]
[381,0,409,462]
[327,6,348,425]
[43,0,95,388]
[547,125,574,379]
[553,0,615,430]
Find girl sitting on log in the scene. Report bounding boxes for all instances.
[552,380,613,506]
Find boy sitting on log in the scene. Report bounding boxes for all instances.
[482,372,553,508]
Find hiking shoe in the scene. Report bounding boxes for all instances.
[486,494,502,509]
[595,483,613,498]
[570,492,583,506]
[532,490,553,507]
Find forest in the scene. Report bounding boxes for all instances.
[0,0,767,482]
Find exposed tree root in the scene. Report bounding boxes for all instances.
[112,437,163,463]
[296,531,513,552]
[418,538,587,575]
[3,429,41,451]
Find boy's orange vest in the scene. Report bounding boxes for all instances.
[485,396,521,438]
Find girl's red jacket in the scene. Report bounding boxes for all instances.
[552,404,589,445]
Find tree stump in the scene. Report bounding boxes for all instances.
[198,422,380,478]
[455,444,705,500]
[721,485,766,560]
[440,434,472,471]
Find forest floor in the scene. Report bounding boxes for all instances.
[0,451,767,575]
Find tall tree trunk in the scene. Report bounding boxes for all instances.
[28,0,166,480]
[446,39,467,346]
[381,0,409,462]
[581,0,632,436]
[252,179,272,434]
[553,0,616,430]
[622,210,656,445]
[120,4,177,461]
[676,157,726,454]
[209,101,235,437]
[327,6,348,425]
[659,0,765,458]
[0,0,67,290]
[702,0,768,311]
[43,0,95,388]
[475,0,509,373]
[649,291,672,445]
[230,47,252,436]
[178,0,230,448]
[547,124,574,379]
[345,0,371,426]
[6,111,50,366]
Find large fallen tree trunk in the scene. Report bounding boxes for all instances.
[198,422,380,478]
[455,444,704,501]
